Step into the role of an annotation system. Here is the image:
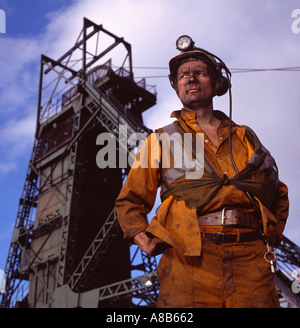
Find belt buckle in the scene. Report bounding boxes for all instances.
[221,207,231,226]
[213,232,225,245]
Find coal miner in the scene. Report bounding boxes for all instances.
[115,35,289,308]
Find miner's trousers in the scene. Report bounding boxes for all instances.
[156,230,280,308]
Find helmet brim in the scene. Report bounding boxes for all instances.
[169,50,219,76]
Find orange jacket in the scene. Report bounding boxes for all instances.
[115,109,289,254]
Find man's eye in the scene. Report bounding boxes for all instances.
[180,74,188,79]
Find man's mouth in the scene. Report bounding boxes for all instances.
[187,88,200,94]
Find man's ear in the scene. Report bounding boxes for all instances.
[214,79,221,96]
[214,76,229,96]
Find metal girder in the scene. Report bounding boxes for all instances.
[44,18,133,80]
[84,80,150,135]
[56,109,81,288]
[0,140,39,308]
[68,208,119,291]
[274,271,300,308]
[98,272,159,306]
[273,235,300,307]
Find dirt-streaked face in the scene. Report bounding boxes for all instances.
[176,60,216,110]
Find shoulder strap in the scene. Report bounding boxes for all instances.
[173,120,221,179]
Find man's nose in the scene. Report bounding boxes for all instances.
[188,73,198,83]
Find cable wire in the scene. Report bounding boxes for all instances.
[132,66,300,79]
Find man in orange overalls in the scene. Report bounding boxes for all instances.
[115,36,289,308]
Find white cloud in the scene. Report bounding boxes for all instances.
[0,114,36,173]
[0,37,40,112]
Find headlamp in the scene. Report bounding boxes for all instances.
[176,35,195,52]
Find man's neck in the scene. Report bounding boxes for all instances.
[184,105,221,147]
[184,104,217,126]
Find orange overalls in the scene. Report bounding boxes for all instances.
[115,109,289,308]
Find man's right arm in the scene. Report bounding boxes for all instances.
[115,133,161,245]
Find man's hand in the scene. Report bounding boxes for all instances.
[133,231,170,256]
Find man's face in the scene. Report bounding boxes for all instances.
[175,60,216,110]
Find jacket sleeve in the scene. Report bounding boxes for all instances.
[271,179,289,243]
[115,133,161,240]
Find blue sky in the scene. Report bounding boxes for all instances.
[0,0,300,272]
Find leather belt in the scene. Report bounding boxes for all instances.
[202,231,262,245]
[198,207,260,229]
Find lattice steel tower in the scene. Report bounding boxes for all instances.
[1,18,159,308]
